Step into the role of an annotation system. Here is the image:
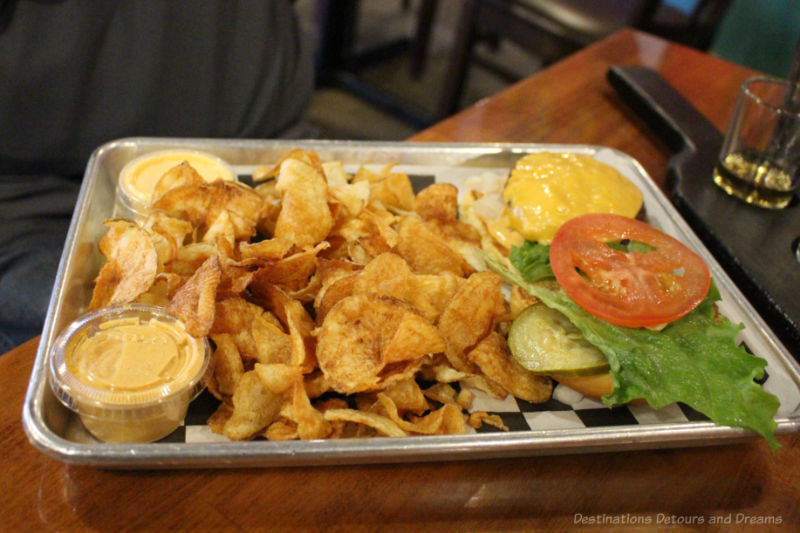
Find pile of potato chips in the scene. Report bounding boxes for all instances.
[89,149,552,440]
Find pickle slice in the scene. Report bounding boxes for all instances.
[508,304,610,376]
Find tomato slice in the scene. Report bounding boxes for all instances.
[549,213,711,328]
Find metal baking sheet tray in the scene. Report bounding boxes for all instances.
[22,138,800,468]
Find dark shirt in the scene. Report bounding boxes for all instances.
[0,0,314,177]
[0,0,315,351]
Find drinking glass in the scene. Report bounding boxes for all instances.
[713,76,800,209]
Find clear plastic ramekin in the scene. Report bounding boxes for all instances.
[116,149,237,218]
[48,304,212,443]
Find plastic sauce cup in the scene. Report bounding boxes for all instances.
[117,149,236,218]
[48,304,211,443]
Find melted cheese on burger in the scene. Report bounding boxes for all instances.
[503,152,643,244]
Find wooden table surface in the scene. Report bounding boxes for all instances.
[2,29,799,532]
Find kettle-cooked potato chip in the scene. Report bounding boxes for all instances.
[395,215,472,277]
[222,369,286,441]
[353,164,415,212]
[437,271,507,373]
[89,219,158,310]
[211,297,292,365]
[316,294,444,394]
[208,333,245,399]
[274,156,334,248]
[466,331,552,404]
[151,161,205,201]
[249,241,329,294]
[153,180,267,241]
[322,408,408,437]
[414,182,459,222]
[249,282,317,372]
[167,254,221,337]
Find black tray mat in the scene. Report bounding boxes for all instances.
[607,66,800,358]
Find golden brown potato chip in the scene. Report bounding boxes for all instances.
[274,156,333,248]
[315,234,351,261]
[467,411,508,431]
[250,283,317,371]
[249,316,293,365]
[167,254,221,337]
[212,297,282,334]
[212,297,292,365]
[209,333,245,399]
[414,182,459,222]
[324,161,370,219]
[344,241,374,266]
[365,206,400,249]
[373,393,465,436]
[303,370,331,399]
[348,252,410,302]
[407,402,466,435]
[379,378,428,415]
[151,161,205,201]
[312,397,350,438]
[207,402,233,435]
[422,382,459,405]
[316,295,443,394]
[426,218,483,272]
[265,419,299,441]
[372,393,435,434]
[314,272,358,325]
[407,272,464,324]
[358,228,393,259]
[316,252,458,325]
[216,261,257,299]
[170,242,219,276]
[316,257,363,284]
[332,204,398,264]
[460,374,508,399]
[322,160,349,186]
[254,362,303,394]
[254,182,282,237]
[286,380,331,440]
[223,369,286,440]
[382,308,446,364]
[141,213,195,272]
[255,365,307,442]
[152,180,267,241]
[143,212,194,248]
[89,219,158,310]
[134,272,183,307]
[322,408,407,437]
[201,209,236,259]
[466,331,552,404]
[253,149,326,183]
[394,215,472,277]
[354,164,414,212]
[249,241,328,294]
[238,237,294,262]
[456,387,474,410]
[437,271,507,372]
[508,285,539,322]
[418,361,468,384]
[140,222,179,272]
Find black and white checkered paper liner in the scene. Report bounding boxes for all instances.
[161,377,756,444]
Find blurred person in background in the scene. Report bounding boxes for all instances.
[0,0,315,352]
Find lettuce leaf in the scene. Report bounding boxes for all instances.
[509,242,553,281]
[487,251,780,450]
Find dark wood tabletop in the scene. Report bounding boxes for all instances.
[2,29,798,532]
